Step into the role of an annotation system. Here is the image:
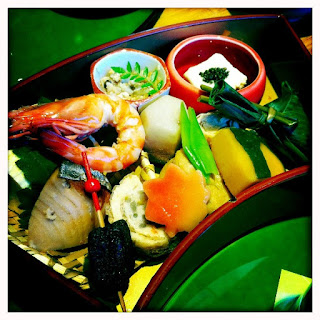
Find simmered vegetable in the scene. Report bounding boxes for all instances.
[209,127,285,196]
[140,95,185,163]
[143,163,210,237]
[160,149,230,214]
[105,172,170,254]
[28,168,109,251]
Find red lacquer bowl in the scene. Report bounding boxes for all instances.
[166,34,266,114]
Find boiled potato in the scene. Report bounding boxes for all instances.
[140,95,186,163]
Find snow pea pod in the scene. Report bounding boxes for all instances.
[180,103,218,182]
[188,107,218,177]
[180,104,203,173]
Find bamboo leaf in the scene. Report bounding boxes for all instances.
[267,82,310,149]
[17,186,43,229]
[10,146,57,230]
[14,146,57,185]
[38,96,53,105]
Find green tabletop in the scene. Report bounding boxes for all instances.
[163,217,311,311]
[9,8,154,88]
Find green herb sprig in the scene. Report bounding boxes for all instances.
[111,62,164,96]
[199,67,229,84]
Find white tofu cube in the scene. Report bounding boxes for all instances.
[184,53,247,90]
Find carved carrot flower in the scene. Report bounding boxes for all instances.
[143,163,210,237]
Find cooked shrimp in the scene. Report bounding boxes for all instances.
[9,94,145,173]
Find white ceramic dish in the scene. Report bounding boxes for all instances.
[90,48,171,112]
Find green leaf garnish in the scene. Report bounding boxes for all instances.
[157,80,164,90]
[120,73,131,79]
[126,62,132,72]
[38,96,53,105]
[150,70,158,83]
[267,82,310,149]
[274,295,301,311]
[130,74,138,80]
[142,67,149,78]
[110,61,164,96]
[141,83,152,88]
[13,146,57,186]
[148,89,157,96]
[16,186,44,230]
[134,62,140,74]
[135,76,145,83]
[111,66,125,74]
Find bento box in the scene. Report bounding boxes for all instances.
[8,14,312,312]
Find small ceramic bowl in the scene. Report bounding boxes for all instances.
[91,48,171,112]
[166,35,266,114]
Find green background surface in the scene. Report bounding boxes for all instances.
[8,9,155,87]
[163,217,311,311]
